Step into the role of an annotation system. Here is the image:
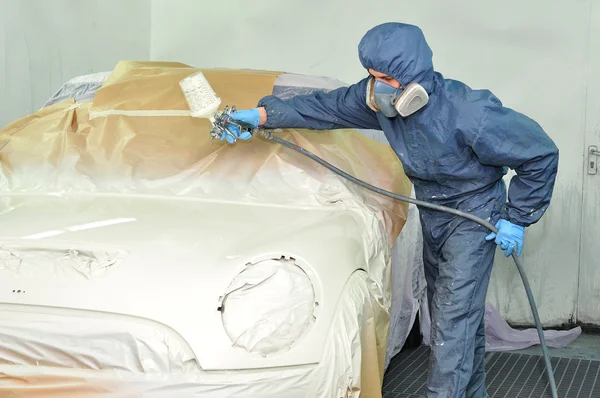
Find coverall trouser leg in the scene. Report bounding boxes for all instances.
[422,210,497,398]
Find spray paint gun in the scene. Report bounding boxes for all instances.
[179,71,259,143]
[209,106,257,143]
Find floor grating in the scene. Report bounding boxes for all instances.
[382,345,600,397]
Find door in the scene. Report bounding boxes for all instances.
[578,1,600,325]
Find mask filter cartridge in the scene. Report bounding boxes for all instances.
[366,78,429,118]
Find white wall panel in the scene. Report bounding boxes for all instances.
[579,0,600,325]
[0,0,151,128]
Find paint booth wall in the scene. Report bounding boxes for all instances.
[0,0,151,128]
[150,0,591,327]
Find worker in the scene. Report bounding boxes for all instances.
[225,22,559,398]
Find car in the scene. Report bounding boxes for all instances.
[0,61,424,397]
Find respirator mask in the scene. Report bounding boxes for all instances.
[366,77,429,118]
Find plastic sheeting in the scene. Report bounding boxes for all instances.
[0,308,199,374]
[0,61,412,397]
[0,243,127,280]
[484,303,581,351]
[44,71,112,108]
[420,302,582,352]
[221,258,317,357]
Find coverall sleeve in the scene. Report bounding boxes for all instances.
[257,78,381,131]
[470,102,559,227]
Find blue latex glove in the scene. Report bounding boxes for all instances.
[485,219,525,257]
[230,108,261,128]
[220,123,252,144]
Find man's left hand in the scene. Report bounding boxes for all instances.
[485,219,525,257]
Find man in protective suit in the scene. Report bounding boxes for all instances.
[226,22,559,398]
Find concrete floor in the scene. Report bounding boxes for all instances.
[512,333,600,361]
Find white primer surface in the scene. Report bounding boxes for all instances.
[0,0,150,128]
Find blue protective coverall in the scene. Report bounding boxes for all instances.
[253,23,559,398]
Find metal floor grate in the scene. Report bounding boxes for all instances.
[383,345,600,397]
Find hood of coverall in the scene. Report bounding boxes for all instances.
[358,22,436,94]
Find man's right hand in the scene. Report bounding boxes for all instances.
[230,108,267,127]
[222,123,252,144]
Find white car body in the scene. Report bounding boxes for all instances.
[0,64,421,397]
